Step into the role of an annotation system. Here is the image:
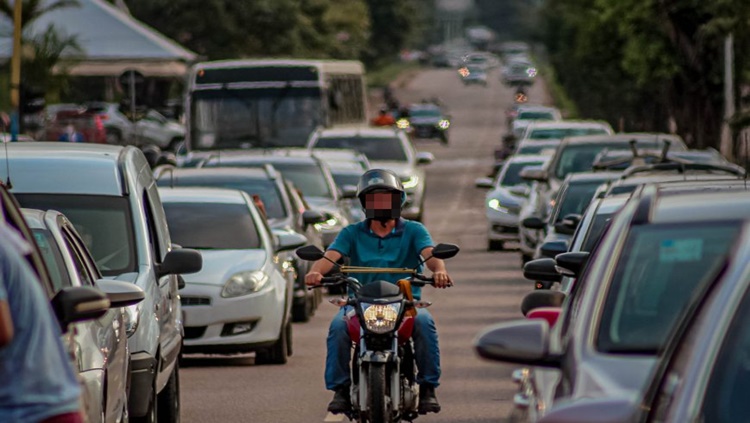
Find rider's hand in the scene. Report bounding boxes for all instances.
[305,272,324,287]
[432,271,452,289]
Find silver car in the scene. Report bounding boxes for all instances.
[23,209,145,423]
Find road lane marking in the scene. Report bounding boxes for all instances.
[324,412,345,422]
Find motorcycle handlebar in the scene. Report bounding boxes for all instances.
[308,274,451,290]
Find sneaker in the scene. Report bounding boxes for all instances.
[418,384,441,414]
[327,386,351,414]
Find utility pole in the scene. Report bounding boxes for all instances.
[10,0,22,142]
[721,34,735,160]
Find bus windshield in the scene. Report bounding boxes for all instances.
[191,88,323,149]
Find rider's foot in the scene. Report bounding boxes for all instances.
[327,386,351,414]
[418,384,441,414]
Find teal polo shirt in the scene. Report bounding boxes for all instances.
[328,218,434,299]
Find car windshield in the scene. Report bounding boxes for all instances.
[518,111,554,120]
[552,181,605,223]
[206,162,333,199]
[528,127,609,140]
[32,229,71,292]
[596,223,739,353]
[16,195,136,277]
[314,137,408,162]
[581,212,614,251]
[410,108,441,118]
[332,172,361,188]
[156,176,287,219]
[555,144,630,179]
[163,202,261,250]
[517,144,558,155]
[500,162,544,187]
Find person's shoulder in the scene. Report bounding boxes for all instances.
[402,219,428,233]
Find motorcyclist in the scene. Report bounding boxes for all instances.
[371,106,396,127]
[305,169,453,415]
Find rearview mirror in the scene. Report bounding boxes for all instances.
[302,209,327,226]
[50,286,110,332]
[296,245,326,261]
[522,216,546,230]
[274,230,308,253]
[521,290,566,316]
[555,252,590,278]
[430,243,460,260]
[95,279,145,308]
[539,241,568,259]
[473,320,560,367]
[416,152,434,165]
[157,249,203,278]
[523,258,561,283]
[340,185,358,199]
[475,177,494,189]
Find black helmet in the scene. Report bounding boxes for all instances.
[357,169,406,222]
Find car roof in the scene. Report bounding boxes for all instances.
[201,152,320,166]
[1,142,130,196]
[597,194,630,214]
[156,166,275,181]
[565,171,621,184]
[560,133,685,146]
[526,120,611,129]
[20,208,49,230]
[506,154,551,164]
[317,127,401,138]
[158,187,249,204]
[652,190,750,224]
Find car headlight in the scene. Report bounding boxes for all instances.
[437,120,450,130]
[221,271,269,298]
[314,215,340,231]
[396,119,410,129]
[361,302,401,334]
[488,198,512,213]
[123,304,141,337]
[401,175,419,189]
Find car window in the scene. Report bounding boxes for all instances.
[518,111,554,120]
[581,212,614,251]
[554,144,628,179]
[32,229,71,291]
[409,108,441,118]
[499,161,544,187]
[61,230,95,287]
[163,202,261,250]
[314,136,408,162]
[550,181,604,224]
[596,223,739,353]
[528,127,609,140]
[700,285,750,423]
[63,225,102,281]
[16,194,137,277]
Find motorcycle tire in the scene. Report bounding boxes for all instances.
[368,363,390,423]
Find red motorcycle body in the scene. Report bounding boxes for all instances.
[345,311,415,345]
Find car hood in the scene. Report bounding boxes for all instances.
[487,187,527,208]
[574,356,657,401]
[182,249,267,286]
[369,161,415,178]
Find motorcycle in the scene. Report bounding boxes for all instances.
[295,243,460,422]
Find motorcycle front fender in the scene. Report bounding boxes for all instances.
[361,350,393,363]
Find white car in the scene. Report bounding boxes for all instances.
[159,187,306,364]
[135,110,186,150]
[476,155,551,251]
[307,127,434,221]
[510,105,562,139]
[520,120,614,142]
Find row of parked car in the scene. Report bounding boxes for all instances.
[0,119,434,421]
[472,101,750,421]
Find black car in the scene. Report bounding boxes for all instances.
[404,103,451,144]
[154,165,327,322]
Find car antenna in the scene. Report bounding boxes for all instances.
[2,121,11,189]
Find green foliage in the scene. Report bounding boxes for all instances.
[0,0,80,30]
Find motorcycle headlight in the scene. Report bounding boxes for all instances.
[361,302,401,334]
[221,271,269,298]
[396,119,410,129]
[123,304,141,337]
[437,119,450,130]
[401,175,419,189]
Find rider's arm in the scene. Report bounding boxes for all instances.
[421,247,453,288]
[310,250,343,275]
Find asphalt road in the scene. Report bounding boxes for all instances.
[180,67,553,423]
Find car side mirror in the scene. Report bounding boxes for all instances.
[340,185,358,199]
[95,279,145,308]
[523,258,561,283]
[554,213,581,235]
[522,216,546,230]
[473,320,560,368]
[537,398,636,423]
[50,286,110,332]
[555,252,590,278]
[521,290,566,316]
[416,152,434,165]
[302,210,327,226]
[430,243,460,260]
[509,185,530,197]
[274,230,308,253]
[296,245,326,261]
[520,168,548,182]
[157,249,203,278]
[539,240,568,259]
[475,177,494,189]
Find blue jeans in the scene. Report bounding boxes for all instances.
[325,306,441,390]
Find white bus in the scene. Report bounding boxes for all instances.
[185,59,368,150]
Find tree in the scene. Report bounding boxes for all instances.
[0,0,80,30]
[21,24,82,103]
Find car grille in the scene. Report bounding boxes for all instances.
[184,326,207,340]
[492,224,519,234]
[181,296,211,306]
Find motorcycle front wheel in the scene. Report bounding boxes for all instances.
[367,362,391,422]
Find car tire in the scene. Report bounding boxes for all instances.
[156,361,180,423]
[488,240,505,251]
[292,299,312,323]
[131,377,157,423]
[255,321,289,365]
[285,320,293,357]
